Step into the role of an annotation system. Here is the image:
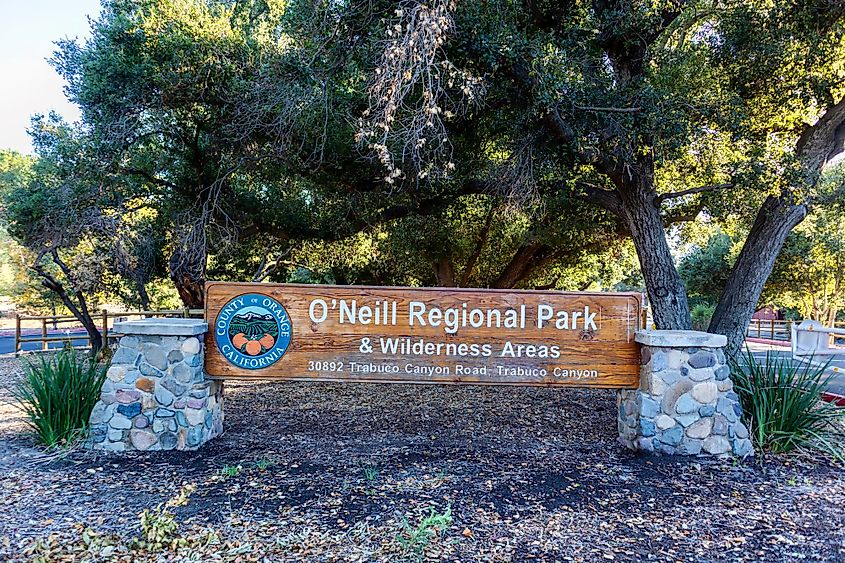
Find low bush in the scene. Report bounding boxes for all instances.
[690,303,716,331]
[13,346,108,447]
[730,350,845,458]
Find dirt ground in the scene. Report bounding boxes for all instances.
[1,355,844,562]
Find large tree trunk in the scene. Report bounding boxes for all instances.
[709,195,809,353]
[433,258,456,287]
[617,181,692,330]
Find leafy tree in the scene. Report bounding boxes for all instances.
[679,232,735,306]
[1,117,172,352]
[340,0,845,350]
[764,208,845,326]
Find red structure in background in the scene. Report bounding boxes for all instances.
[752,306,781,321]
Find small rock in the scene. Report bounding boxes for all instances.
[159,432,178,449]
[110,414,132,429]
[678,438,702,455]
[703,435,730,455]
[187,398,206,409]
[651,351,667,372]
[676,414,699,427]
[175,411,189,427]
[660,369,681,385]
[655,414,676,430]
[688,368,712,382]
[712,414,728,436]
[143,343,168,371]
[686,418,713,439]
[106,366,127,382]
[133,416,149,429]
[691,382,718,404]
[162,377,188,396]
[733,438,754,456]
[168,350,184,363]
[173,363,193,384]
[641,396,660,418]
[154,385,175,407]
[715,365,731,380]
[135,377,155,393]
[156,408,175,418]
[639,419,656,437]
[115,389,140,404]
[139,362,164,378]
[688,351,716,369]
[636,437,654,452]
[117,402,142,418]
[185,408,205,426]
[732,422,749,440]
[181,337,201,355]
[130,429,158,451]
[675,393,700,415]
[698,405,715,417]
[111,347,140,366]
[660,425,683,446]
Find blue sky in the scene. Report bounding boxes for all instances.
[1,0,101,153]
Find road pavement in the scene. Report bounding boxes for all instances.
[744,340,845,396]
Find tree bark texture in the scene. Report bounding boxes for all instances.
[709,196,809,353]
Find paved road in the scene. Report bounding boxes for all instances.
[0,330,90,355]
[745,341,845,395]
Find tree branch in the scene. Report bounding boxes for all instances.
[655,183,732,205]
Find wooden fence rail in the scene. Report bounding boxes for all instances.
[14,309,204,354]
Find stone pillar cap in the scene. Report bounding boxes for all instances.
[635,330,727,348]
[113,318,208,336]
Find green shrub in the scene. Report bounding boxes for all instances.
[396,506,452,558]
[13,347,108,447]
[730,350,845,458]
[690,303,716,331]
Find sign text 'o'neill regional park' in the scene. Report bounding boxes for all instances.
[204,283,642,388]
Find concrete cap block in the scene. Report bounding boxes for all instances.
[113,318,208,337]
[635,330,727,349]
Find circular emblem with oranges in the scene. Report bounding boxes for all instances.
[215,293,292,370]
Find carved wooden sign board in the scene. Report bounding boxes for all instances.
[204,282,642,388]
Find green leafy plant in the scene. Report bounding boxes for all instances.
[219,464,242,478]
[255,458,274,471]
[362,465,379,483]
[396,506,452,558]
[13,346,108,447]
[730,350,845,458]
[690,303,716,332]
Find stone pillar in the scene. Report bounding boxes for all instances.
[87,319,223,452]
[617,330,752,457]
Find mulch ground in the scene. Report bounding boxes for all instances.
[1,356,845,562]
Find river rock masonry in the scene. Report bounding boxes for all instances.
[87,318,223,452]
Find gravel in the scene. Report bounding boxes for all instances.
[1,355,845,561]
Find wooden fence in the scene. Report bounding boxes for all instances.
[14,309,204,354]
[745,319,845,342]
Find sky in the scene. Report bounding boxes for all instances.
[0,0,102,154]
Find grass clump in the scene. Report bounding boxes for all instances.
[13,346,108,447]
[730,349,845,459]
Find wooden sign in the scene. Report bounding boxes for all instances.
[204,282,642,388]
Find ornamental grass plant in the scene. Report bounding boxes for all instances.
[13,346,108,447]
[730,349,845,459]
